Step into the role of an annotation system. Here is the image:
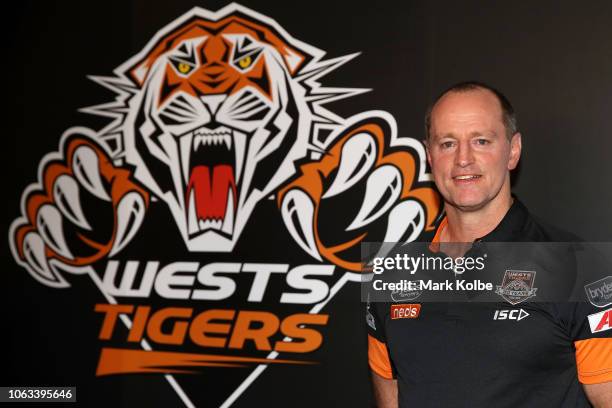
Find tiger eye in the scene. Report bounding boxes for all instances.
[238,55,252,69]
[178,62,192,74]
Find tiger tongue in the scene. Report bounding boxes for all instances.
[186,165,236,221]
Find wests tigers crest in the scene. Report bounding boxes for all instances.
[9,4,440,405]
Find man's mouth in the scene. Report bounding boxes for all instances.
[181,126,239,236]
[453,174,482,182]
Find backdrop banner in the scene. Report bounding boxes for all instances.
[7,1,612,407]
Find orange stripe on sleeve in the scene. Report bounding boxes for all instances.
[575,338,612,384]
[368,334,394,379]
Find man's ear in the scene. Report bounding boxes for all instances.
[508,132,522,170]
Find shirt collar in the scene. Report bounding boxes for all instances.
[431,198,529,244]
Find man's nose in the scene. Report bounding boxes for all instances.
[455,141,475,167]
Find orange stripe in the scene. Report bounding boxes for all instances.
[431,217,448,244]
[429,216,447,253]
[431,216,447,244]
[96,347,313,376]
[575,338,612,384]
[368,334,393,379]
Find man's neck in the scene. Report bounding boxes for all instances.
[441,194,514,243]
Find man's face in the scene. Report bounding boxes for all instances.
[426,89,521,212]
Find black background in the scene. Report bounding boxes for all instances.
[6,1,612,407]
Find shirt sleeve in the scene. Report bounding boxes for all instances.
[366,294,395,379]
[570,301,612,384]
[566,244,612,384]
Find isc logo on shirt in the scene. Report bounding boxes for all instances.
[493,309,530,321]
[391,304,421,320]
[588,308,612,333]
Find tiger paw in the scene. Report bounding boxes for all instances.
[278,115,440,272]
[10,132,150,287]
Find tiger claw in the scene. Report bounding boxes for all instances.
[36,204,74,259]
[110,191,146,256]
[383,200,425,243]
[368,201,425,264]
[53,174,92,230]
[22,231,66,286]
[322,133,377,199]
[280,189,322,261]
[346,165,402,231]
[72,145,111,201]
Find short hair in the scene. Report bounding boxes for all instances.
[424,81,519,141]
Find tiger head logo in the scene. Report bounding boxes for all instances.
[11,4,440,287]
[96,5,352,252]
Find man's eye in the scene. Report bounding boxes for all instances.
[475,139,490,145]
[440,141,455,149]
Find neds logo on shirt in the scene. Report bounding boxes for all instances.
[390,304,421,320]
[588,308,612,333]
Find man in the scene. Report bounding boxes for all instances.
[367,82,612,407]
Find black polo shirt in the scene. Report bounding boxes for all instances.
[367,200,612,407]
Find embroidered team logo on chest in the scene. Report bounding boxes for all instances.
[495,270,538,305]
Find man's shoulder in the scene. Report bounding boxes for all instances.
[512,198,581,242]
[524,213,582,243]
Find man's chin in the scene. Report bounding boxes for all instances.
[445,191,513,213]
[445,196,490,212]
[453,202,489,212]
